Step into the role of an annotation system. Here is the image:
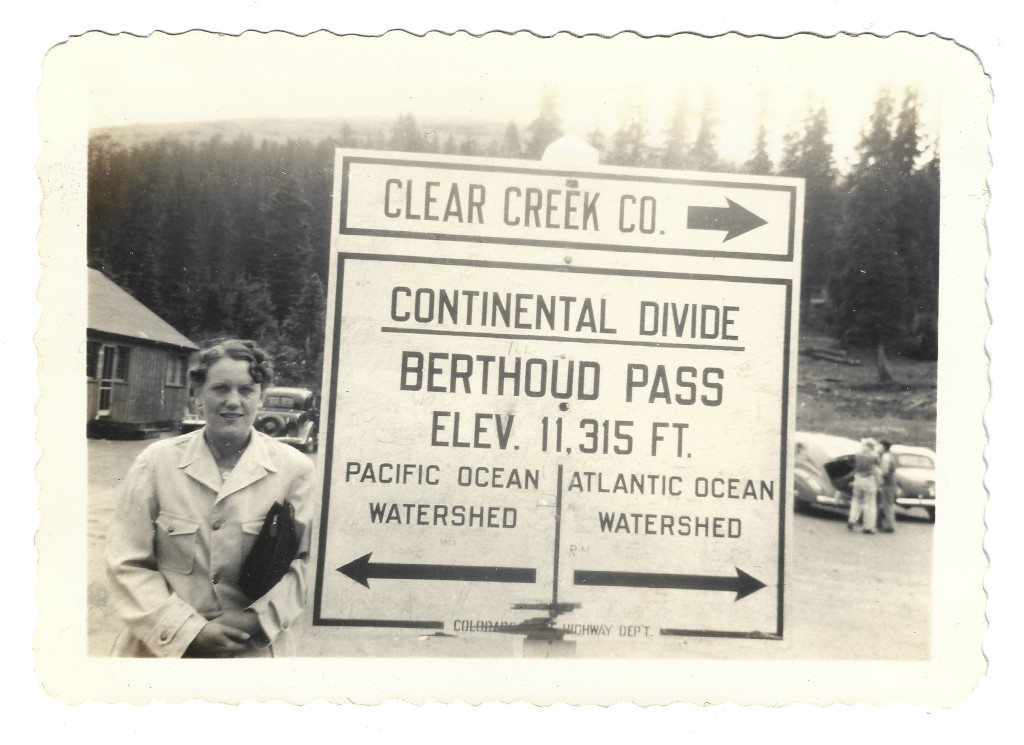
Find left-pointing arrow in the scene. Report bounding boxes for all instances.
[574,566,767,601]
[338,552,537,588]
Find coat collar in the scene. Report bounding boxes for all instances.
[178,428,279,500]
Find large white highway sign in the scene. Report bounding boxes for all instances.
[314,150,802,642]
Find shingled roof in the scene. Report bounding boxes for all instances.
[88,268,198,350]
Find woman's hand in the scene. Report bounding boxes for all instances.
[212,609,264,639]
[183,620,252,657]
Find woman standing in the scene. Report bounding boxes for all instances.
[106,340,317,657]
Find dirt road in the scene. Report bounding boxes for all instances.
[88,435,932,660]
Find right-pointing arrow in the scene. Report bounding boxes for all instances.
[687,198,768,241]
[573,566,767,601]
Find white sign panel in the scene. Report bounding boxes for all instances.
[315,150,802,642]
[338,155,796,260]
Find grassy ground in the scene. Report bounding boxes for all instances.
[795,332,937,448]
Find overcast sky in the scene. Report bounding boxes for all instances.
[68,31,950,170]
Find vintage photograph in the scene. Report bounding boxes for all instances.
[36,30,989,704]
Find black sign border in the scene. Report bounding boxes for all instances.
[313,253,791,642]
[339,155,798,263]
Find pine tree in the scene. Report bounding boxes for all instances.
[662,92,691,170]
[198,279,238,341]
[835,89,912,383]
[232,202,268,282]
[686,95,721,172]
[835,170,911,383]
[263,176,313,321]
[88,134,127,271]
[742,120,774,175]
[606,106,649,167]
[458,136,481,157]
[780,104,841,321]
[155,169,202,333]
[282,273,327,385]
[109,151,166,316]
[231,277,278,341]
[339,123,359,148]
[892,88,922,173]
[524,90,563,159]
[904,151,940,358]
[891,88,940,359]
[389,113,426,152]
[501,121,522,158]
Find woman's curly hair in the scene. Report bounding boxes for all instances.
[188,339,274,392]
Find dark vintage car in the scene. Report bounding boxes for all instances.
[793,432,937,522]
[255,386,321,453]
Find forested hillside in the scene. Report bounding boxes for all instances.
[88,87,939,387]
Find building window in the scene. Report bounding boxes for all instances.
[98,385,112,413]
[101,345,117,380]
[86,341,100,379]
[166,355,188,386]
[115,346,131,381]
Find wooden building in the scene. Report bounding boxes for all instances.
[87,268,199,435]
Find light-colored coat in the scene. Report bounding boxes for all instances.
[105,428,317,657]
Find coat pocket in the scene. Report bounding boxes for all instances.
[241,518,265,564]
[154,513,200,575]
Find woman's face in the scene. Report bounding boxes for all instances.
[198,357,263,445]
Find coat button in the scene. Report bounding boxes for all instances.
[212,520,223,530]
[159,631,170,642]
[167,526,175,534]
[212,574,220,584]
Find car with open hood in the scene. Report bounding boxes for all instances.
[792,432,937,521]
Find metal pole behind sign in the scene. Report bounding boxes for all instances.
[505,136,599,659]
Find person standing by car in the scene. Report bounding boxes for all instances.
[847,438,880,534]
[877,439,898,533]
[105,339,317,657]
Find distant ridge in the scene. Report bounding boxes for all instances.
[92,117,510,148]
